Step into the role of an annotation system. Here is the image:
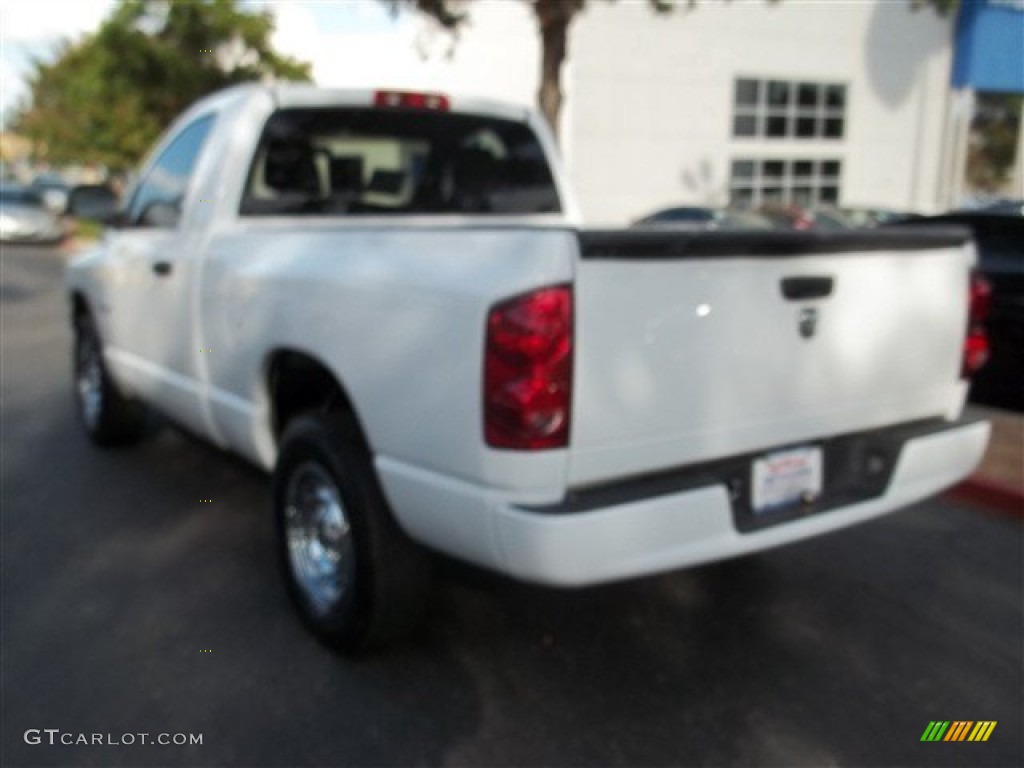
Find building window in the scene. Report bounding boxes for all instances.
[729,158,841,208]
[733,78,846,140]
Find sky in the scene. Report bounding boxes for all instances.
[0,0,114,123]
[0,0,431,127]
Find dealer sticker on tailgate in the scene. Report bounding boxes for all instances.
[751,446,823,513]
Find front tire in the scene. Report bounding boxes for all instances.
[273,413,432,652]
[73,313,147,446]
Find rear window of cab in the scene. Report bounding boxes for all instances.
[240,107,561,216]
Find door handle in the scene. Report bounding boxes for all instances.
[781,276,833,300]
[152,260,173,276]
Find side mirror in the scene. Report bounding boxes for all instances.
[67,185,119,223]
[140,200,181,229]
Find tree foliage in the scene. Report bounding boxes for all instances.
[393,0,669,138]
[967,93,1022,193]
[12,0,310,170]
[912,0,959,15]
[397,0,962,141]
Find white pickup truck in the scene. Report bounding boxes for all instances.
[67,84,991,651]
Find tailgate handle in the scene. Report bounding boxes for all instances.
[781,276,833,300]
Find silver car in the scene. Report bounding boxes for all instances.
[0,186,65,243]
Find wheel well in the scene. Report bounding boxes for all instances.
[267,350,364,444]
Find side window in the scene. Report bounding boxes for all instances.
[126,114,216,228]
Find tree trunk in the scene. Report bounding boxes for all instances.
[533,0,583,143]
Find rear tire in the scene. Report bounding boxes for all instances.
[73,313,147,446]
[273,413,432,652]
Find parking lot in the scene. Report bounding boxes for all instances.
[3,244,1021,767]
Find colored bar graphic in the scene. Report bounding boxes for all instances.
[973,721,997,742]
[922,720,996,742]
[921,721,950,741]
[945,721,972,741]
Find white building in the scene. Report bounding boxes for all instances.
[318,1,958,224]
[564,1,955,224]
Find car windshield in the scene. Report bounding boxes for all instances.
[31,176,69,191]
[240,108,561,216]
[0,188,45,207]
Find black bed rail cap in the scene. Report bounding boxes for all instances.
[577,225,973,260]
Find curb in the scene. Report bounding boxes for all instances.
[947,476,1024,516]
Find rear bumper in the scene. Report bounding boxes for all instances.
[377,416,990,587]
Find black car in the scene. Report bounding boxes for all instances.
[896,212,1023,412]
[634,206,773,230]
[29,173,72,214]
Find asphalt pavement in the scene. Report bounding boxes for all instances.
[2,243,1022,767]
[953,405,1024,515]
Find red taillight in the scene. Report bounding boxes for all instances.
[969,273,991,320]
[484,286,572,450]
[962,274,991,377]
[373,90,450,111]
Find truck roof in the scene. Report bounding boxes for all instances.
[272,83,532,122]
[183,81,533,124]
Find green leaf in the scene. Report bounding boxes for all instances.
[10,0,311,170]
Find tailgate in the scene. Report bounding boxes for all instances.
[569,228,973,487]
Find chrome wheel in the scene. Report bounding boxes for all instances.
[76,332,103,430]
[274,413,432,650]
[284,460,356,614]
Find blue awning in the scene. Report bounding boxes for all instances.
[952,0,1024,93]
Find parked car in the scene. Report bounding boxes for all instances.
[30,173,72,215]
[841,207,922,227]
[67,84,990,651]
[976,199,1023,216]
[758,204,861,231]
[635,206,773,230]
[0,185,65,243]
[895,212,1023,412]
[756,203,815,230]
[807,206,857,230]
[66,184,119,223]
[635,205,717,226]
